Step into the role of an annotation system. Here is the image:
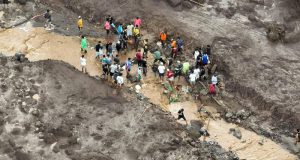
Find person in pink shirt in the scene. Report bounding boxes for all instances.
[134,17,141,27]
[104,21,111,36]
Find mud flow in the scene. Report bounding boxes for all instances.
[0,0,300,159]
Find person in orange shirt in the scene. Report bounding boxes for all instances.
[160,31,167,47]
[171,39,176,48]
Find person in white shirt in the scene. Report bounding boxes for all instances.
[80,55,87,73]
[116,73,124,88]
[127,23,134,37]
[194,67,201,81]
[110,63,118,77]
[189,71,197,87]
[211,74,218,85]
[194,48,200,62]
[158,62,166,82]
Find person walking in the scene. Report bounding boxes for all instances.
[177,37,184,53]
[77,16,83,33]
[178,109,187,125]
[81,36,87,53]
[174,61,182,81]
[117,23,123,38]
[158,62,166,82]
[133,26,140,51]
[80,55,87,73]
[116,73,124,89]
[295,129,300,145]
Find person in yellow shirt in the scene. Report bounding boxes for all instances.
[133,25,140,51]
[77,16,83,32]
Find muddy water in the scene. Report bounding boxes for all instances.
[0,23,297,160]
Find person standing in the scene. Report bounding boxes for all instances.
[141,59,147,77]
[117,23,123,37]
[134,17,142,27]
[125,58,132,76]
[174,61,182,80]
[160,31,167,47]
[211,74,218,85]
[81,36,87,53]
[189,70,197,89]
[166,69,174,86]
[136,49,143,67]
[133,26,140,51]
[95,41,103,59]
[80,55,87,73]
[77,16,83,33]
[107,15,114,24]
[116,41,122,55]
[158,62,166,82]
[116,73,124,88]
[295,129,300,145]
[44,9,52,29]
[177,37,184,53]
[127,23,134,38]
[153,49,165,64]
[104,21,111,37]
[202,53,209,66]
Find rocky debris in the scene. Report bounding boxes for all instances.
[182,1,193,9]
[229,128,242,139]
[167,0,182,7]
[258,138,265,145]
[266,23,286,42]
[50,142,60,153]
[225,110,251,123]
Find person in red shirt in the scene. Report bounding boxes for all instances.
[171,46,178,59]
[209,84,216,95]
[166,69,174,86]
[136,49,143,66]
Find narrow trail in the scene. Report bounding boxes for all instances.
[0,22,297,160]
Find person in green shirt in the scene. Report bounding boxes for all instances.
[152,49,165,64]
[81,35,87,53]
[182,61,190,75]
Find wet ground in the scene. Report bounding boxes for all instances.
[0,22,298,159]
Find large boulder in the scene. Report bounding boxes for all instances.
[266,23,286,42]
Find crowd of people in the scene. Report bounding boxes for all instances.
[77,14,221,95]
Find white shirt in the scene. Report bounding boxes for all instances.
[127,25,134,35]
[194,68,201,79]
[212,75,218,85]
[189,73,196,82]
[110,64,118,73]
[194,51,200,61]
[80,57,86,66]
[158,65,165,74]
[117,76,124,84]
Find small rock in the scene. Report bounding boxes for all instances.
[32,94,40,101]
[229,128,242,139]
[258,138,265,145]
[50,142,60,153]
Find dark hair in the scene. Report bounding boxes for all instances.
[98,41,101,43]
[116,54,119,57]
[81,55,84,58]
[119,73,123,76]
[136,17,139,19]
[81,35,85,38]
[128,58,131,60]
[297,129,300,132]
[135,25,138,27]
[47,9,50,12]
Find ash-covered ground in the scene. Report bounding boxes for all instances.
[0,55,237,160]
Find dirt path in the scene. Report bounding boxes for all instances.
[0,22,298,160]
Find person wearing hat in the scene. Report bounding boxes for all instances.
[158,62,166,82]
[77,16,83,33]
